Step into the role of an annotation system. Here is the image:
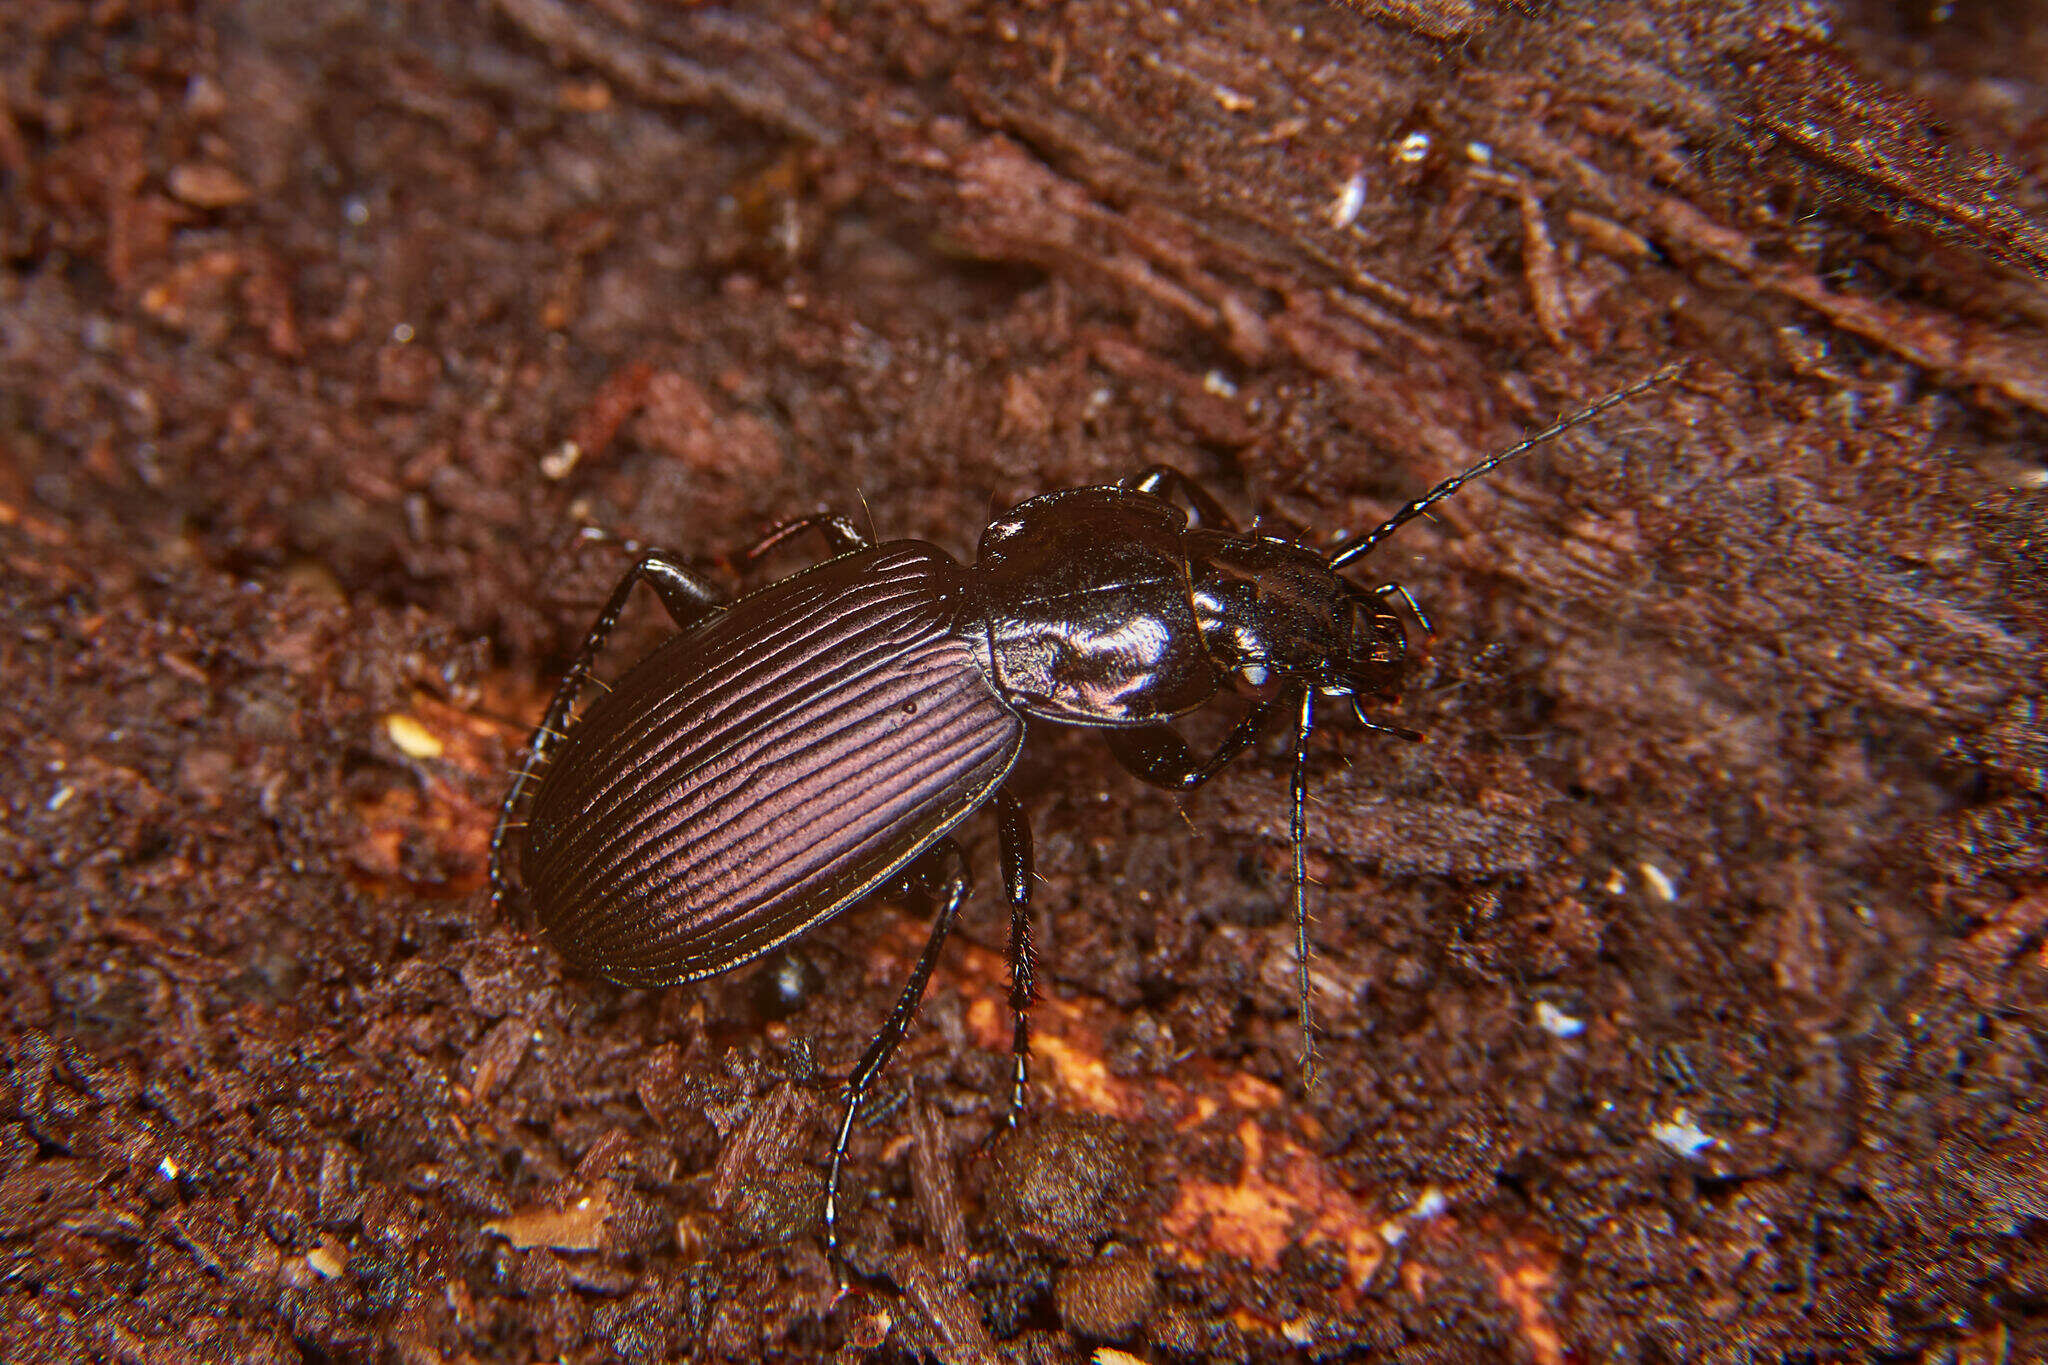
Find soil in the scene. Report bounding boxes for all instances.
[2,1,2045,1361]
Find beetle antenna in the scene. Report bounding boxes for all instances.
[1326,362,1683,571]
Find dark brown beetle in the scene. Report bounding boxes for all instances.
[491,367,1677,1251]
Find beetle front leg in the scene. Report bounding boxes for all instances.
[825,838,969,1257]
[1106,691,1325,1087]
[489,553,725,916]
[1103,700,1279,792]
[994,786,1035,1125]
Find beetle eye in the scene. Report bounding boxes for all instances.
[1233,661,1280,701]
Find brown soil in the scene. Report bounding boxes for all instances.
[2,1,2044,1361]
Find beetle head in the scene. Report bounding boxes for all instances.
[1185,530,1404,702]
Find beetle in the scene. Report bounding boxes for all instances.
[490,366,1678,1251]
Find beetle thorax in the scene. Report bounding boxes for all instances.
[970,487,1220,726]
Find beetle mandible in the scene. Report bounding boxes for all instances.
[490,366,1678,1251]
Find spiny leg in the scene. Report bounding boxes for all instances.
[1123,464,1239,532]
[825,838,970,1256]
[747,511,871,560]
[1104,700,1279,793]
[994,786,1035,1125]
[489,553,725,916]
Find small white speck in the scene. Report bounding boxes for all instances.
[1535,1001,1585,1038]
[1465,141,1493,165]
[158,1156,180,1180]
[1394,131,1431,163]
[342,196,370,226]
[1638,861,1678,903]
[46,785,74,813]
[1604,868,1629,895]
[1652,1111,1715,1159]
[1203,369,1239,398]
[1380,1185,1449,1245]
[383,713,444,760]
[391,322,415,344]
[1328,172,1366,229]
[540,440,583,481]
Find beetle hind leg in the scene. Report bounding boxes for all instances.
[824,838,970,1256]
[747,511,871,561]
[489,552,725,917]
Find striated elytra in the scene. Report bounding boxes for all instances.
[491,366,1678,1252]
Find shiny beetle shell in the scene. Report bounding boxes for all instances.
[492,366,1680,1256]
[524,543,1023,987]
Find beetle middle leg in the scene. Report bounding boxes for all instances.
[489,552,725,915]
[824,837,970,1255]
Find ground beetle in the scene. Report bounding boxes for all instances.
[491,366,1678,1251]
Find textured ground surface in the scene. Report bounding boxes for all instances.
[2,0,2045,1360]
